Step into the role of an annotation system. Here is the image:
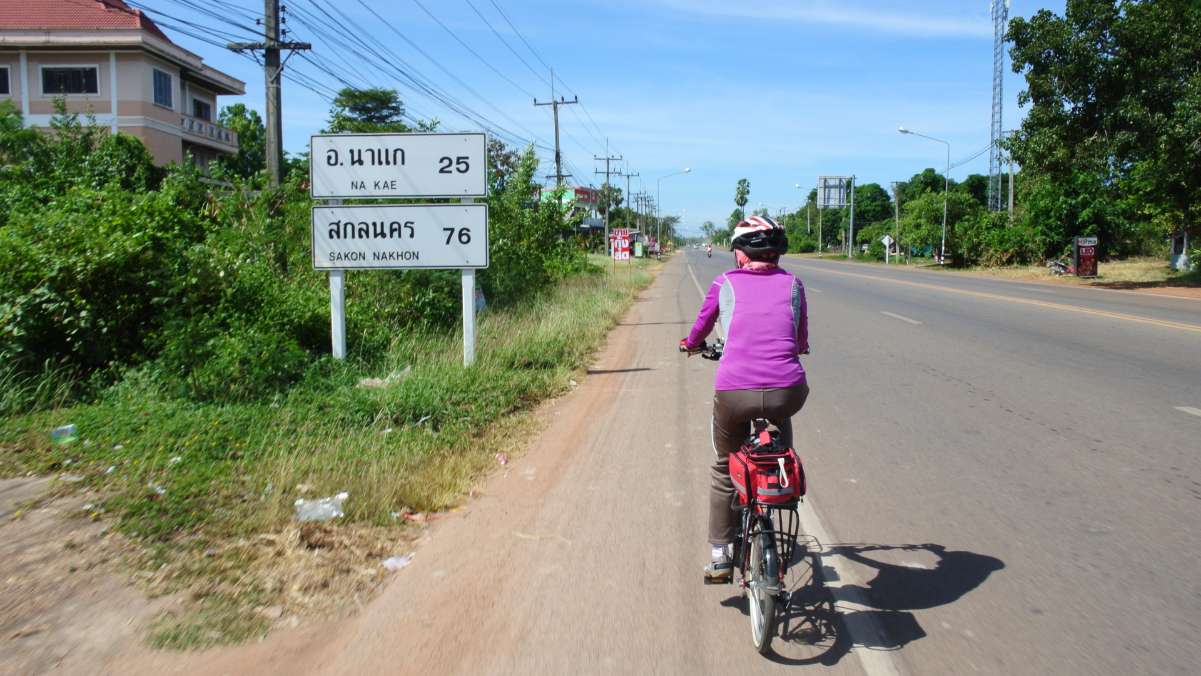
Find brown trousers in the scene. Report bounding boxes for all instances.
[709,383,810,545]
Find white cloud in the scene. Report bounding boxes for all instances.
[653,0,992,39]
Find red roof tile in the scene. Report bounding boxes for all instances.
[0,0,172,42]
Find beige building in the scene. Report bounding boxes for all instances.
[0,0,245,167]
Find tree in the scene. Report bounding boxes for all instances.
[734,178,750,217]
[488,137,521,192]
[1008,0,1201,257]
[958,174,989,208]
[900,190,982,261]
[898,168,950,205]
[597,183,623,216]
[216,104,265,178]
[325,87,409,133]
[726,208,743,230]
[700,220,716,241]
[852,182,892,226]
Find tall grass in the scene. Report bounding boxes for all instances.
[0,362,75,417]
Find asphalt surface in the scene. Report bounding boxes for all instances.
[694,250,1201,674]
[120,252,1201,675]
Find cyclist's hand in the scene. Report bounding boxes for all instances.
[679,338,703,355]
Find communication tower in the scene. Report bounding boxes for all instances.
[988,0,1010,211]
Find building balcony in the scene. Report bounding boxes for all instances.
[179,113,238,154]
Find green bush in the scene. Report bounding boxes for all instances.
[789,236,817,253]
[0,179,209,370]
[867,240,886,261]
[184,326,310,402]
[0,107,590,405]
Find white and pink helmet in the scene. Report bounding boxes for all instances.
[731,215,788,258]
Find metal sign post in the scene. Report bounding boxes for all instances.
[461,198,476,366]
[327,198,346,359]
[310,132,489,367]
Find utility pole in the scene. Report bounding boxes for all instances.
[1008,152,1015,222]
[891,181,901,264]
[534,69,578,187]
[618,166,639,235]
[594,139,622,253]
[817,205,823,256]
[228,0,310,187]
[846,176,856,258]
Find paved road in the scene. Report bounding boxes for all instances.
[695,250,1201,674]
[123,252,1201,675]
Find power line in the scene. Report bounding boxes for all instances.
[315,0,548,148]
[464,0,550,89]
[144,0,262,36]
[410,0,541,100]
[481,0,612,153]
[348,0,548,144]
[295,0,546,150]
[124,0,259,42]
[950,142,994,170]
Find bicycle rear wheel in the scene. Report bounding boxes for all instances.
[747,520,778,654]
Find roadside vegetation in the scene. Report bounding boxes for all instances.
[0,92,656,647]
[697,2,1199,273]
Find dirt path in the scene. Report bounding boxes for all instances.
[110,256,858,675]
[1,478,171,675]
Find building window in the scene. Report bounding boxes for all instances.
[42,66,99,95]
[153,69,173,108]
[192,98,212,121]
[0,67,9,95]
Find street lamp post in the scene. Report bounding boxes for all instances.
[899,126,950,264]
[795,183,810,234]
[656,168,691,249]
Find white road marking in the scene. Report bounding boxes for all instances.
[794,499,905,676]
[809,287,824,293]
[686,259,905,676]
[881,311,923,325]
[1175,406,1201,418]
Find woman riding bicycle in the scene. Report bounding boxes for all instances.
[680,215,809,582]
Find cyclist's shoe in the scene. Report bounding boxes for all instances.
[703,554,734,584]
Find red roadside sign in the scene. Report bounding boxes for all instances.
[610,228,631,261]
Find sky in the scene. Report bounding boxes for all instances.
[147,0,1063,235]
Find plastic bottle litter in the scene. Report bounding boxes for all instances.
[50,424,78,445]
[382,554,413,571]
[294,492,349,522]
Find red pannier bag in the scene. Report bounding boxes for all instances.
[728,428,805,506]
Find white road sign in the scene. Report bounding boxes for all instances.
[310,132,487,199]
[312,203,489,270]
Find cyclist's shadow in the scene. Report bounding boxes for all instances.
[723,539,1004,665]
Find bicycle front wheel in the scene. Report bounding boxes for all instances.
[747,522,778,654]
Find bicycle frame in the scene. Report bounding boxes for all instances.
[734,476,801,594]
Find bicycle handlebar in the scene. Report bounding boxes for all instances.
[681,339,808,359]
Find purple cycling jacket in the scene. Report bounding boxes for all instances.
[686,267,808,391]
